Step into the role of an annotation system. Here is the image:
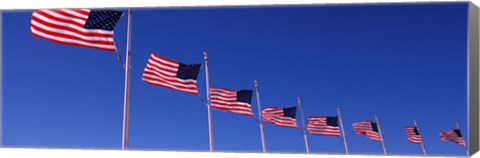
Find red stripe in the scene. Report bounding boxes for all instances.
[211,106,253,116]
[31,9,118,52]
[142,73,197,90]
[31,25,115,45]
[151,52,182,65]
[31,31,116,52]
[32,18,112,38]
[51,9,89,21]
[142,53,199,95]
[142,77,199,96]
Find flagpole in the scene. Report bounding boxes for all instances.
[456,122,469,156]
[204,52,214,152]
[121,8,132,150]
[374,115,387,155]
[413,120,427,156]
[297,97,310,154]
[254,80,267,153]
[337,107,349,155]
[0,11,3,148]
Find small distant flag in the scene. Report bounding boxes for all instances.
[31,9,123,52]
[404,126,423,144]
[210,88,254,116]
[142,52,201,95]
[307,116,341,137]
[352,121,381,142]
[262,106,298,128]
[440,129,466,147]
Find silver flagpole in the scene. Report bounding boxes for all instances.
[121,8,132,150]
[0,11,3,147]
[297,97,310,154]
[413,120,427,156]
[374,115,387,155]
[337,107,349,155]
[456,122,469,156]
[254,80,267,153]
[204,52,214,152]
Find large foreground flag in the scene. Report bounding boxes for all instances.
[31,9,123,52]
[440,129,466,147]
[404,126,423,144]
[307,116,341,137]
[142,52,202,95]
[210,88,254,116]
[262,106,298,128]
[352,121,381,142]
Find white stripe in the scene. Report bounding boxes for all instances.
[31,27,116,49]
[211,101,251,110]
[210,100,251,107]
[60,9,89,19]
[210,94,237,101]
[150,54,180,68]
[143,68,196,84]
[210,88,236,94]
[32,13,113,35]
[31,21,114,42]
[142,73,197,88]
[210,103,252,111]
[210,92,236,97]
[38,10,87,25]
[146,63,178,76]
[142,78,198,94]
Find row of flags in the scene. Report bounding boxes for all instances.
[28,8,469,156]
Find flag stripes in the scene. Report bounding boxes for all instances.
[30,9,122,52]
[142,52,201,95]
[404,126,423,144]
[210,88,254,116]
[353,121,381,142]
[307,116,341,137]
[440,129,466,147]
[262,107,298,128]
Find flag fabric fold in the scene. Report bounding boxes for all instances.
[262,106,298,128]
[352,121,381,142]
[440,129,466,147]
[307,116,341,137]
[142,52,201,95]
[210,88,254,116]
[30,9,123,52]
[404,126,423,144]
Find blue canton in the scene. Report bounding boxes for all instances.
[84,10,123,31]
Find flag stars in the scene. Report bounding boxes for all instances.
[84,10,123,31]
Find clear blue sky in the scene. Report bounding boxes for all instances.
[2,2,470,157]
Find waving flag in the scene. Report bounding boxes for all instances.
[352,121,381,142]
[210,88,254,116]
[440,129,466,147]
[404,126,423,144]
[307,116,340,136]
[142,52,201,95]
[262,106,298,128]
[30,9,123,52]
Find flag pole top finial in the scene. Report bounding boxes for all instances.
[254,80,259,87]
[203,52,208,60]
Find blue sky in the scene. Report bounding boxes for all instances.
[1,2,470,157]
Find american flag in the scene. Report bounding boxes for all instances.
[352,121,381,142]
[210,88,254,116]
[440,129,466,147]
[404,126,423,144]
[30,9,123,52]
[262,106,298,128]
[142,52,202,95]
[307,116,341,137]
